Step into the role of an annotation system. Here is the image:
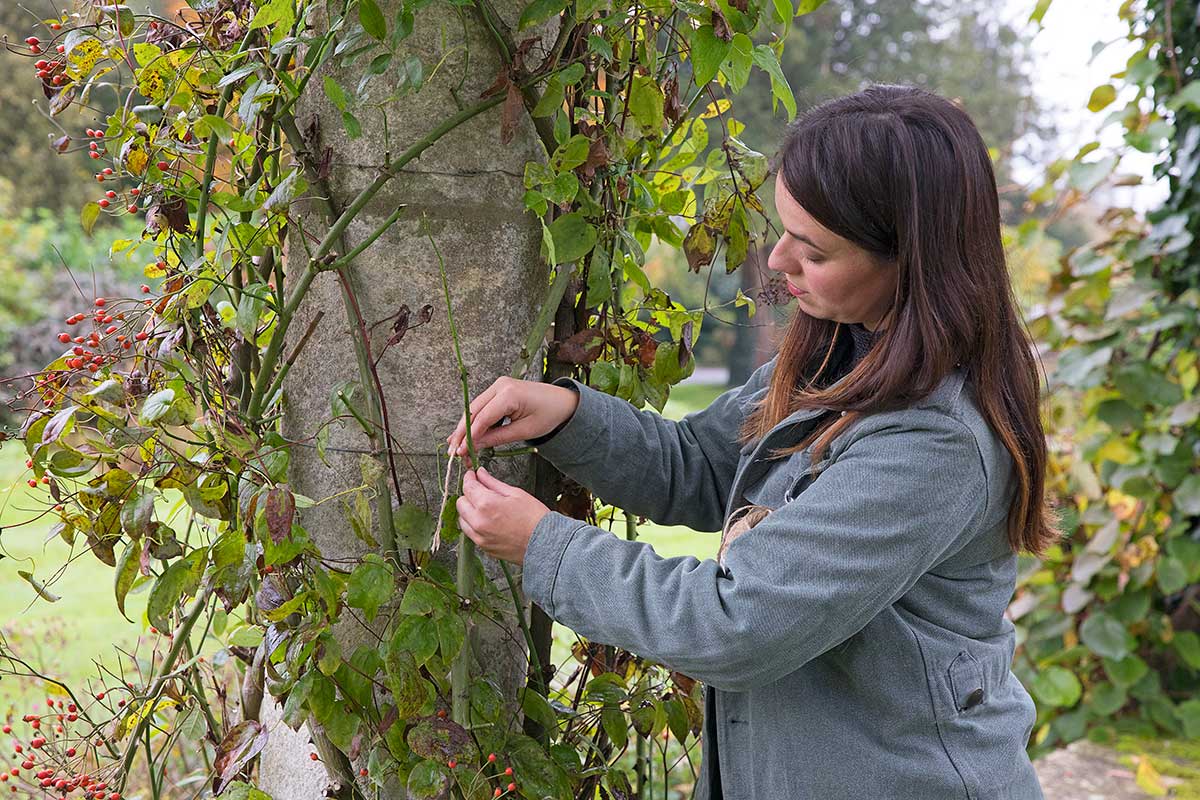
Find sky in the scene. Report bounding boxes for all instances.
[1004,0,1169,211]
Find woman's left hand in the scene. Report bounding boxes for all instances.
[456,466,551,565]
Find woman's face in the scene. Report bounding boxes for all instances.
[767,172,898,332]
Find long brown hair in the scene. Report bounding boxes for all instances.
[739,84,1058,557]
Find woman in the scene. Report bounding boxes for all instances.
[445,84,1055,799]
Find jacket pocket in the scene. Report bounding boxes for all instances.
[947,651,987,713]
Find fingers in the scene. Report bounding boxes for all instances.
[447,381,501,451]
[474,466,516,496]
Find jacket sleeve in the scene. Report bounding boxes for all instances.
[520,408,989,693]
[520,357,777,533]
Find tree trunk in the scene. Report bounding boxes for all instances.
[256,2,558,796]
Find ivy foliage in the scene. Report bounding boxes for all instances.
[1019,0,1200,756]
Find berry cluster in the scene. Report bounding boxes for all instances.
[26,294,156,414]
[446,750,518,797]
[2,697,121,799]
[21,27,69,89]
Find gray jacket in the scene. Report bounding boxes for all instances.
[520,354,1045,799]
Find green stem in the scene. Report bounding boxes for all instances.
[115,585,214,794]
[324,203,409,271]
[510,261,577,380]
[426,213,478,727]
[194,28,257,262]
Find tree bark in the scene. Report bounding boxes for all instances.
[257,2,559,796]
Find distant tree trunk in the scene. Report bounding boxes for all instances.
[256,1,556,796]
[729,245,781,386]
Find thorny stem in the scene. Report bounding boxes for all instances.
[427,211,479,727]
[115,585,213,794]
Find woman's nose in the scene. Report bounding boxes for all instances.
[766,238,792,274]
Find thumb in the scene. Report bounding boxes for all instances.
[475,466,517,496]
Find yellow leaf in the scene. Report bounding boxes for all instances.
[700,98,731,118]
[1088,84,1118,113]
[1094,438,1137,464]
[125,145,149,176]
[1135,755,1167,796]
[116,696,181,740]
[68,38,104,78]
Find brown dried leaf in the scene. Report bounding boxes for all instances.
[264,486,295,544]
[580,136,611,181]
[712,9,732,41]
[212,720,269,795]
[501,78,523,146]
[556,327,606,364]
[479,66,510,100]
[682,223,716,273]
[635,331,658,369]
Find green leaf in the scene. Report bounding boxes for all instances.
[504,734,573,799]
[398,579,445,616]
[228,626,264,647]
[1080,611,1134,660]
[722,34,754,93]
[406,760,449,800]
[1175,474,1200,515]
[120,492,156,538]
[1174,631,1200,671]
[249,0,294,30]
[358,0,387,38]
[689,26,730,88]
[319,74,348,110]
[18,571,60,603]
[519,0,569,30]
[1177,699,1200,739]
[1089,682,1127,715]
[665,698,690,743]
[388,615,439,666]
[546,212,598,264]
[520,687,557,732]
[550,134,591,172]
[628,74,665,137]
[1157,557,1188,594]
[384,648,427,718]
[752,44,797,120]
[1103,654,1149,687]
[101,4,136,36]
[147,558,201,631]
[139,389,175,424]
[533,73,565,117]
[1165,82,1200,112]
[196,114,234,142]
[1030,666,1082,708]
[434,612,465,662]
[347,554,395,623]
[281,671,314,730]
[393,502,434,550]
[601,706,627,750]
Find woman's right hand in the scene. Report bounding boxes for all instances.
[445,377,579,468]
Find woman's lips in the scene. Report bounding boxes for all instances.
[786,283,808,297]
